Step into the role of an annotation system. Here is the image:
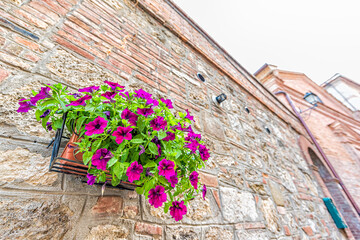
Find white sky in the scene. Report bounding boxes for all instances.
[173,0,360,85]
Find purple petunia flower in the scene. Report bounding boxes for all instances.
[85,116,108,136]
[185,139,199,153]
[112,126,133,144]
[170,201,187,221]
[126,161,143,183]
[148,185,167,208]
[40,109,51,118]
[78,86,99,93]
[69,93,82,98]
[139,145,145,156]
[137,107,154,117]
[146,167,154,177]
[17,98,35,113]
[101,92,117,100]
[185,109,194,121]
[121,108,138,126]
[119,91,130,99]
[162,131,175,141]
[104,80,124,91]
[66,95,92,107]
[189,171,199,189]
[46,122,52,131]
[160,98,173,109]
[103,111,111,119]
[134,89,152,100]
[198,144,210,161]
[151,136,162,159]
[150,116,167,131]
[202,184,207,200]
[158,159,175,179]
[171,123,188,131]
[185,131,201,141]
[92,148,113,171]
[167,174,178,188]
[87,174,97,185]
[146,98,159,107]
[30,86,51,105]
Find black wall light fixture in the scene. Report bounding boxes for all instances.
[265,126,271,134]
[245,107,250,113]
[300,91,322,114]
[212,93,227,106]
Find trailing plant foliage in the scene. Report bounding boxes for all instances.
[17,81,210,221]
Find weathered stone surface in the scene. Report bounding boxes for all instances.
[268,180,285,206]
[261,198,280,233]
[236,230,269,240]
[204,226,233,240]
[220,187,258,222]
[0,147,57,186]
[0,196,73,239]
[85,224,129,240]
[135,222,162,238]
[203,112,225,141]
[166,226,201,240]
[92,196,123,215]
[186,195,213,222]
[46,49,123,88]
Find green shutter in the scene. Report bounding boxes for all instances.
[323,198,347,229]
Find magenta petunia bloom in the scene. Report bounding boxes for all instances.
[160,98,173,109]
[92,148,113,171]
[78,86,99,93]
[158,159,175,178]
[137,107,154,117]
[167,174,178,188]
[40,109,51,118]
[146,98,159,107]
[87,174,97,185]
[103,111,111,119]
[170,201,187,221]
[70,93,82,98]
[121,108,138,126]
[17,98,35,112]
[126,161,143,182]
[163,131,175,141]
[134,89,152,99]
[104,80,124,91]
[119,91,129,99]
[171,123,188,131]
[30,86,51,105]
[189,171,199,189]
[46,122,52,131]
[202,184,207,200]
[112,126,133,144]
[185,139,199,153]
[101,92,117,100]
[198,144,210,161]
[150,116,167,131]
[85,116,108,136]
[185,109,194,121]
[148,185,167,208]
[66,95,92,107]
[185,131,201,141]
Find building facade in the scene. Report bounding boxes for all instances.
[256,64,360,239]
[0,0,354,239]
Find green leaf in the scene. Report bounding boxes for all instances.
[111,176,121,186]
[143,161,157,168]
[53,118,63,129]
[121,149,129,162]
[107,156,118,168]
[92,140,102,152]
[76,116,87,132]
[35,110,42,121]
[83,151,93,165]
[131,138,144,144]
[137,118,145,132]
[135,186,145,195]
[157,130,167,140]
[148,142,158,155]
[164,201,171,213]
[113,162,125,179]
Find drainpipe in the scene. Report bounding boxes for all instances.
[275,90,360,216]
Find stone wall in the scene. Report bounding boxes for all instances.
[0,0,349,239]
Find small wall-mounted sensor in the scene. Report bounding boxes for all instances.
[245,107,250,114]
[212,93,227,106]
[197,73,206,82]
[265,126,271,134]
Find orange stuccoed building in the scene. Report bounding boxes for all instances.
[255,64,360,238]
